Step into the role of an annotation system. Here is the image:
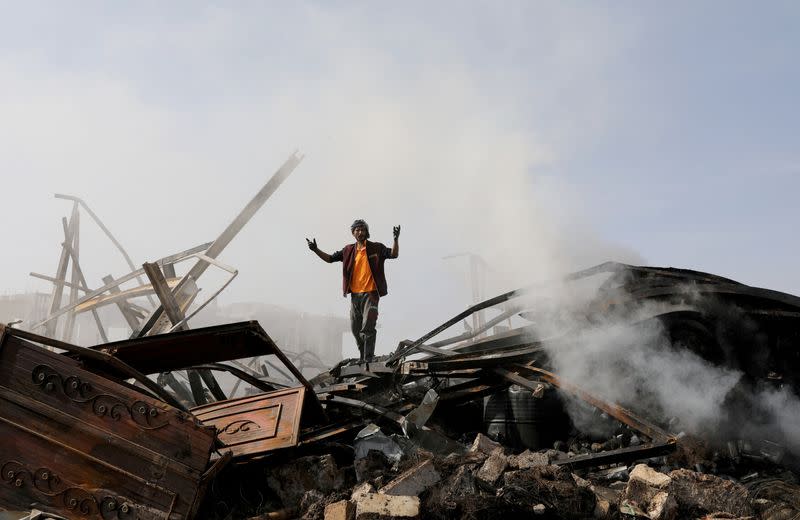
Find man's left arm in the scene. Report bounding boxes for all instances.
[390,225,400,258]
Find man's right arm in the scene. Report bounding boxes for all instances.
[306,238,336,263]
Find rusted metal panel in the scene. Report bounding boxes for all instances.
[0,331,216,519]
[191,387,307,459]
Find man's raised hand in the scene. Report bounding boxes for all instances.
[393,225,401,239]
[306,238,317,251]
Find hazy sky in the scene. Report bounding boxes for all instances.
[1,2,798,356]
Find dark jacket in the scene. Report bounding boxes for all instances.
[331,241,395,297]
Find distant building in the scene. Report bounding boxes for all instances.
[0,292,49,330]
[0,291,126,346]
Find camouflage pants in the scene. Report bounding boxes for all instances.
[350,291,379,361]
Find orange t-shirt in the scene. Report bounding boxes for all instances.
[350,245,377,293]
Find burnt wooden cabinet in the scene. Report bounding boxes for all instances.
[0,331,216,520]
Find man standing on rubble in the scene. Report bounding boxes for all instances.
[306,220,400,362]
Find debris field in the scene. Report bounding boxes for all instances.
[2,154,800,519]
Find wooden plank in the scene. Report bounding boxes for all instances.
[142,263,185,328]
[60,219,108,343]
[63,209,80,342]
[102,274,142,332]
[44,203,78,339]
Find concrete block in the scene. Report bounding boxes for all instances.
[626,464,671,507]
[623,465,677,520]
[476,451,508,488]
[379,459,441,497]
[470,433,503,455]
[509,450,548,469]
[354,493,419,519]
[324,500,355,520]
[629,464,672,489]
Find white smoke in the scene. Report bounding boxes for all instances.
[525,279,800,456]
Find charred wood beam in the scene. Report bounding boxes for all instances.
[142,262,186,329]
[554,439,677,470]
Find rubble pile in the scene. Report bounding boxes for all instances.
[190,260,800,519]
[2,169,800,518]
[199,428,800,520]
